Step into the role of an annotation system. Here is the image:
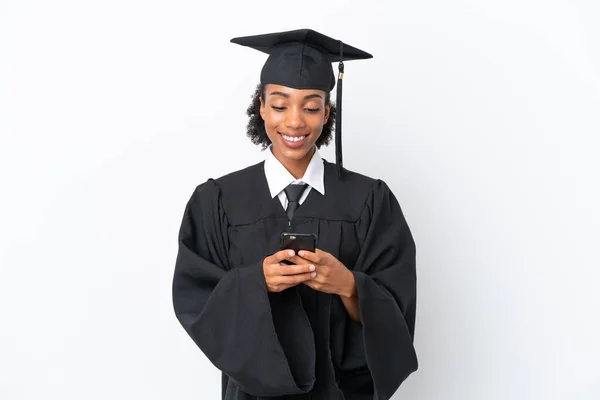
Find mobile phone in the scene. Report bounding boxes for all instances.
[280,233,317,265]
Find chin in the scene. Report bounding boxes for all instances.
[284,141,311,152]
[277,145,312,160]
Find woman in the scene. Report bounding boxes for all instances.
[172,29,418,400]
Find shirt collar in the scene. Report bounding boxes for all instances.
[264,145,325,199]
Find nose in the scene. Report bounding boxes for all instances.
[285,107,305,129]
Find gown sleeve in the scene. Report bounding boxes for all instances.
[171,180,315,397]
[352,179,419,400]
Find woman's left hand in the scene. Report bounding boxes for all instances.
[290,249,356,297]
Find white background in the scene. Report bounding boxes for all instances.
[1,0,599,399]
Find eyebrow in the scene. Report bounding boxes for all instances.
[269,91,323,100]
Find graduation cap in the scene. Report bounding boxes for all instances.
[230,29,373,177]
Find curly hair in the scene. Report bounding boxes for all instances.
[245,83,336,150]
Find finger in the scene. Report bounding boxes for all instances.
[277,263,316,276]
[287,255,310,265]
[266,249,295,264]
[303,279,326,292]
[297,250,322,263]
[265,262,314,277]
[303,279,319,290]
[275,272,317,285]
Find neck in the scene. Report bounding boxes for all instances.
[273,146,315,179]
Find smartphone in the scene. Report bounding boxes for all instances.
[280,232,317,265]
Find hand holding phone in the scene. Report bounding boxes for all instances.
[262,249,317,292]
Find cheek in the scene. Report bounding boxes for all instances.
[263,110,283,131]
[308,114,326,133]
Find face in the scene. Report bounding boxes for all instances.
[260,84,331,163]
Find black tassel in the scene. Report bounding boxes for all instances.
[336,40,344,178]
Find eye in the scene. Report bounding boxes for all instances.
[271,105,286,112]
[305,108,321,113]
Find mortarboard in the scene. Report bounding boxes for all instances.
[230,29,373,177]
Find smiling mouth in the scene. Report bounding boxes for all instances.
[280,133,308,143]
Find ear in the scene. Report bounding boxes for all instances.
[259,96,266,120]
[323,102,331,124]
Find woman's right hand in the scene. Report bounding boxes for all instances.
[262,250,317,293]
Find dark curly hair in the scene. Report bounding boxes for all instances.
[245,83,336,150]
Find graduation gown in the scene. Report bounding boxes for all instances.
[172,160,418,400]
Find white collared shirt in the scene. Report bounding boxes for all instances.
[264,145,325,209]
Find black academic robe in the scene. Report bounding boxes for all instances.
[172,160,418,400]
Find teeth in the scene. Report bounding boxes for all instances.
[282,135,306,142]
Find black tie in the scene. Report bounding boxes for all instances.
[284,183,308,222]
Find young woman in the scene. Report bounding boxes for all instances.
[172,29,418,400]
